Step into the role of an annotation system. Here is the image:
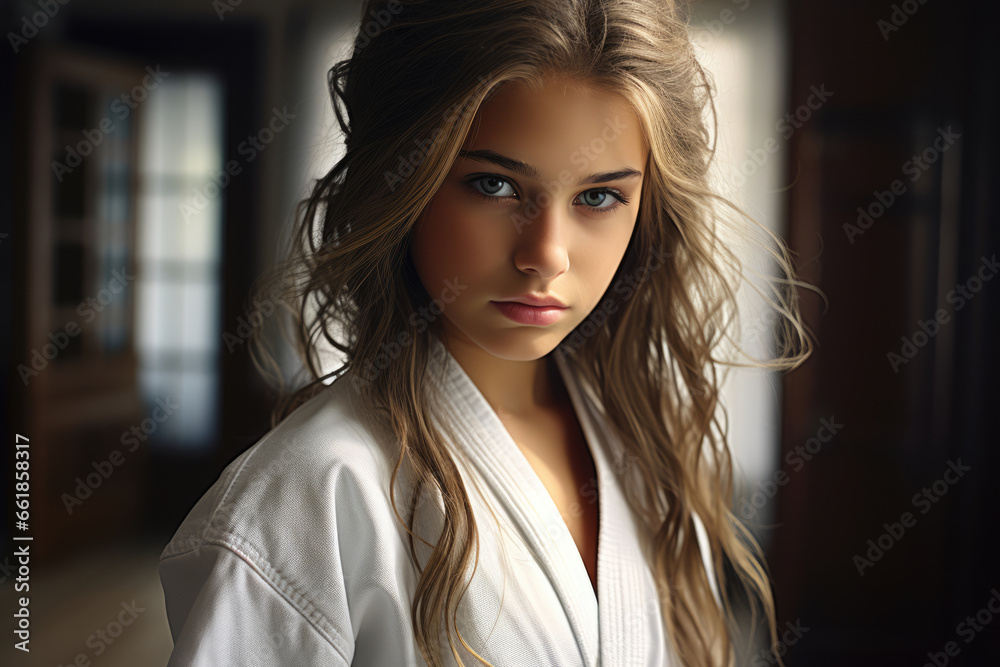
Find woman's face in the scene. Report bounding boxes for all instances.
[409,74,648,362]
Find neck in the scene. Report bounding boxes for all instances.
[433,328,568,418]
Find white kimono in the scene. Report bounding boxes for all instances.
[158,334,721,666]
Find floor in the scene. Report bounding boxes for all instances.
[0,537,173,667]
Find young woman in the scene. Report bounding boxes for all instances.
[158,1,813,665]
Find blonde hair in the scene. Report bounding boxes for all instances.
[249,1,817,664]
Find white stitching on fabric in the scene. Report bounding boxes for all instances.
[162,539,354,665]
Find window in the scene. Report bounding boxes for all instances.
[135,73,224,451]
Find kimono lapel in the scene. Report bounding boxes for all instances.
[552,348,652,666]
[424,335,654,666]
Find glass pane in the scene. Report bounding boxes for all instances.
[135,72,224,453]
[176,369,218,449]
[180,280,221,354]
[140,75,224,177]
[137,367,181,448]
[178,77,224,176]
[170,185,224,263]
[137,192,168,263]
[140,80,184,176]
[96,251,133,356]
[138,183,223,264]
[135,278,183,355]
[93,89,134,356]
[138,367,217,451]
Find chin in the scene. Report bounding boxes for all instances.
[472,327,569,362]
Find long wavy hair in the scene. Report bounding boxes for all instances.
[247,0,817,665]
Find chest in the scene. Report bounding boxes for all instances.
[499,405,600,593]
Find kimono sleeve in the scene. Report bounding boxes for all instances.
[159,542,352,666]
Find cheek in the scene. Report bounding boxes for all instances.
[412,199,506,294]
[577,226,635,298]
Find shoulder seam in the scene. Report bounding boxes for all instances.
[167,388,337,553]
[161,535,353,665]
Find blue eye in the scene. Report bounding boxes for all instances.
[465,174,630,214]
[578,189,627,211]
[469,175,517,199]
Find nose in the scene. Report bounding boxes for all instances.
[512,198,570,280]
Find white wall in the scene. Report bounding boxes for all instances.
[689,0,790,539]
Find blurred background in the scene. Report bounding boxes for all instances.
[0,0,996,665]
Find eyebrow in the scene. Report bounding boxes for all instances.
[457,149,642,186]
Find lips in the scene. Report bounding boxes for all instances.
[491,300,567,326]
[495,294,568,308]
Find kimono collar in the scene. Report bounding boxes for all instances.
[423,333,657,666]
